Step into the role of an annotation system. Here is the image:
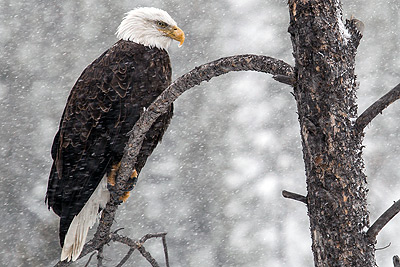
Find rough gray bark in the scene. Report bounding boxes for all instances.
[287,0,377,265]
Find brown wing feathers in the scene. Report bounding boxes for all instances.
[46,40,173,246]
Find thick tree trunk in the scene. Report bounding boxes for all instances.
[288,0,375,266]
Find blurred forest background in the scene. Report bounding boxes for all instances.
[0,0,398,266]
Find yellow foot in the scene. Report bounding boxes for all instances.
[119,169,138,202]
[119,191,130,202]
[107,162,121,187]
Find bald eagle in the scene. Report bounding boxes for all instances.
[45,7,184,262]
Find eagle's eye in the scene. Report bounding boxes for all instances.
[157,21,167,28]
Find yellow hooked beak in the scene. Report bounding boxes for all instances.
[162,26,185,47]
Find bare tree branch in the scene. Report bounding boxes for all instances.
[53,54,293,266]
[375,242,391,251]
[136,244,160,267]
[112,233,164,267]
[282,190,307,204]
[139,233,168,243]
[162,235,170,267]
[84,252,96,267]
[111,54,293,200]
[355,83,400,133]
[116,248,135,267]
[366,199,400,243]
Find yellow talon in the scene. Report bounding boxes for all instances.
[107,162,121,186]
[119,191,130,202]
[110,167,137,202]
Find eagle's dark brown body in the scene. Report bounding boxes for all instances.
[46,40,173,246]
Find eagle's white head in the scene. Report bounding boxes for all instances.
[116,7,185,50]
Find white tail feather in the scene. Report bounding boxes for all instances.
[61,175,110,262]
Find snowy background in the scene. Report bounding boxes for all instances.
[0,0,399,266]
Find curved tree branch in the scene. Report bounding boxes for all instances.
[112,54,293,196]
[54,54,294,265]
[355,83,400,133]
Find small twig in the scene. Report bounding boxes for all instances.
[114,228,125,234]
[393,255,400,267]
[366,199,400,243]
[282,190,307,204]
[162,235,170,267]
[375,242,391,251]
[84,252,97,267]
[355,83,400,133]
[115,248,135,267]
[140,233,167,243]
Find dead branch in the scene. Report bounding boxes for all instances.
[83,252,96,267]
[162,235,170,267]
[112,54,294,199]
[53,54,293,266]
[139,233,168,243]
[282,190,307,204]
[355,83,400,133]
[375,242,391,251]
[116,248,135,267]
[366,199,400,243]
[136,244,159,267]
[111,233,167,267]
